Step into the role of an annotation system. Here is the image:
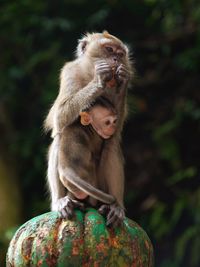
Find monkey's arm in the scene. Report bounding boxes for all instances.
[100,138,124,207]
[115,88,128,137]
[45,61,112,136]
[45,81,102,137]
[113,62,131,136]
[56,81,102,131]
[98,138,125,226]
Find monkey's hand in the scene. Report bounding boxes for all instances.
[115,64,130,87]
[99,203,125,227]
[53,196,85,219]
[95,60,113,89]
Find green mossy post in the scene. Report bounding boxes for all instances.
[6,208,154,267]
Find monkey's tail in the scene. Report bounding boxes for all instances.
[59,168,116,204]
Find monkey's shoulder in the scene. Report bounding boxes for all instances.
[61,59,87,77]
[61,59,94,87]
[62,58,78,69]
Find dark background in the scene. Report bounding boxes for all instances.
[1,1,200,266]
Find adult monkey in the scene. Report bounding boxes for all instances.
[45,31,133,226]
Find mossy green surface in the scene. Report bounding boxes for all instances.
[6,208,153,267]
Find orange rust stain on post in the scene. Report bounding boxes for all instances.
[96,242,107,253]
[21,236,34,261]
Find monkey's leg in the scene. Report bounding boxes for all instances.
[47,137,66,211]
[59,166,115,207]
[57,166,94,219]
[57,134,99,219]
[57,127,115,218]
[98,139,125,227]
[47,137,84,219]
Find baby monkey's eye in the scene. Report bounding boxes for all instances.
[105,46,114,53]
[105,120,111,125]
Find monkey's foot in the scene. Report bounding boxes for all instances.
[98,203,125,227]
[53,196,85,219]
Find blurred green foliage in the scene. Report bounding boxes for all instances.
[0,0,200,266]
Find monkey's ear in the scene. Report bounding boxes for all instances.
[76,38,88,57]
[103,30,109,36]
[80,112,91,125]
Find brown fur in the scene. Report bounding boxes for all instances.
[45,31,133,225]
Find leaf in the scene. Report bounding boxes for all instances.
[167,167,197,186]
[175,226,198,264]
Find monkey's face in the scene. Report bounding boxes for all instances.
[101,42,127,68]
[91,43,126,67]
[84,34,128,68]
[90,107,117,139]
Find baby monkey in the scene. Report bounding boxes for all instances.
[80,98,117,139]
[58,98,118,219]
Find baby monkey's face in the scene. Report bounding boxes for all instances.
[90,106,117,139]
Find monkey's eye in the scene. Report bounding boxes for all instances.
[105,120,111,126]
[105,46,114,53]
[118,52,125,58]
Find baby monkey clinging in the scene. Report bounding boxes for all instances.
[45,31,133,227]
